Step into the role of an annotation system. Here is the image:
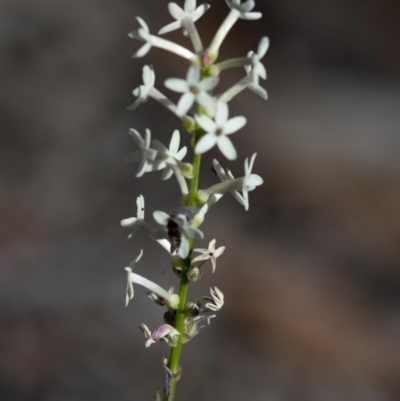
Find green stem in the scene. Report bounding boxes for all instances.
[164,129,202,401]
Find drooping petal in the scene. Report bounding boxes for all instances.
[217,135,237,160]
[195,133,218,154]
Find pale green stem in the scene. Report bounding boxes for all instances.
[164,128,202,401]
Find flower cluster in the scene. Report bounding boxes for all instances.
[120,0,267,397]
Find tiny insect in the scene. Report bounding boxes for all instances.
[167,207,198,254]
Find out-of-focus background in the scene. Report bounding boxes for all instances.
[1,0,400,400]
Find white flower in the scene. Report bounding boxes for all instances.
[204,287,224,311]
[241,153,263,210]
[125,250,180,308]
[151,130,187,180]
[127,65,155,111]
[124,128,164,177]
[159,0,210,35]
[211,159,245,206]
[245,36,269,99]
[139,323,180,348]
[165,66,218,116]
[129,17,197,61]
[129,17,153,57]
[195,101,246,160]
[120,195,145,240]
[192,239,225,273]
[226,0,262,20]
[152,208,204,259]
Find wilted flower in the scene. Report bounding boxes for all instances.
[139,323,180,348]
[204,286,224,311]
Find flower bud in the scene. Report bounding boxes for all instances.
[187,266,202,282]
[164,310,176,326]
[196,189,210,204]
[179,162,193,179]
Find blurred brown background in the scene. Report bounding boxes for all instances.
[1,0,400,400]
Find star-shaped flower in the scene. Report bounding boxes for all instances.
[120,194,145,240]
[151,130,187,180]
[159,0,211,35]
[139,323,180,348]
[241,153,263,210]
[127,65,155,111]
[152,208,204,258]
[245,36,269,99]
[192,239,225,273]
[194,101,246,160]
[165,66,218,116]
[226,0,262,20]
[129,17,153,58]
[124,128,163,177]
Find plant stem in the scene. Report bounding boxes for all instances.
[164,129,202,401]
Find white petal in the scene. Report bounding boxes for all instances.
[250,84,268,99]
[258,36,269,58]
[136,16,149,32]
[192,4,210,20]
[178,235,189,258]
[134,42,152,58]
[195,114,216,133]
[136,159,148,177]
[136,195,145,218]
[185,227,204,240]
[241,0,255,12]
[209,239,216,252]
[142,65,152,84]
[197,92,215,114]
[129,128,144,147]
[217,136,237,160]
[175,146,187,161]
[199,76,219,92]
[215,101,229,127]
[184,0,196,13]
[169,130,181,154]
[246,174,263,187]
[132,249,144,265]
[187,65,200,84]
[214,246,225,258]
[153,211,170,225]
[168,3,185,19]
[257,63,267,80]
[161,167,174,180]
[177,92,195,116]
[144,128,152,148]
[151,139,168,153]
[164,78,188,93]
[127,98,144,111]
[241,11,262,20]
[213,159,229,181]
[158,21,182,35]
[224,116,247,134]
[121,217,138,229]
[195,133,217,154]
[248,152,257,171]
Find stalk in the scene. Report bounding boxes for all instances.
[164,128,202,401]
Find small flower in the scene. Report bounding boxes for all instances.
[159,0,211,35]
[245,36,269,100]
[139,323,180,348]
[165,66,218,116]
[127,65,155,111]
[120,195,145,240]
[151,130,187,180]
[242,153,263,211]
[129,17,153,57]
[129,17,197,61]
[183,314,215,342]
[152,208,204,258]
[204,286,224,311]
[125,251,180,308]
[226,0,262,20]
[124,128,162,177]
[195,101,246,160]
[192,239,225,273]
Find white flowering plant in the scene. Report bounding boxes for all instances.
[121,1,267,399]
